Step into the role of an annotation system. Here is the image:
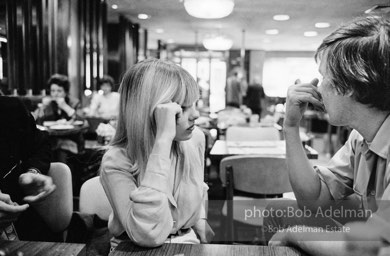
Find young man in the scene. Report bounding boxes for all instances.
[265,16,390,256]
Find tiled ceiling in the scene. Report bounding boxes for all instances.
[107,0,390,51]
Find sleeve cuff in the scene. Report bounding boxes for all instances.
[315,165,352,201]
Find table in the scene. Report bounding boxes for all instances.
[0,240,86,256]
[210,140,318,161]
[111,242,305,256]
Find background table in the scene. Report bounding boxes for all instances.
[0,241,86,256]
[210,140,318,161]
[111,242,305,256]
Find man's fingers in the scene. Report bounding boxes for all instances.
[0,201,29,213]
[294,79,301,85]
[0,193,13,205]
[23,184,56,203]
[310,78,319,87]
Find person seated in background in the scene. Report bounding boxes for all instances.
[265,15,390,256]
[35,74,80,125]
[100,59,214,248]
[84,75,120,120]
[0,96,64,241]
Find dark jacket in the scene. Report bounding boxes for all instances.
[0,96,51,202]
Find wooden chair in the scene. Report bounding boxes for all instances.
[219,156,293,243]
[226,126,281,141]
[79,176,111,221]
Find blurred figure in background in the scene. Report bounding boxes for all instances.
[226,70,246,108]
[84,75,120,120]
[244,77,266,121]
[35,74,80,125]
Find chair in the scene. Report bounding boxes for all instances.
[226,126,281,141]
[219,156,293,243]
[79,176,111,221]
[34,162,73,234]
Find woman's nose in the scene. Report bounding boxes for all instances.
[190,108,200,121]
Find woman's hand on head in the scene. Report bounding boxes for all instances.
[154,102,182,142]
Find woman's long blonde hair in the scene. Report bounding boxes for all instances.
[111,59,199,178]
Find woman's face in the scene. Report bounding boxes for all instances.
[50,84,66,99]
[174,102,200,141]
[100,83,112,95]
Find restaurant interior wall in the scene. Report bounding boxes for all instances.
[107,16,142,86]
[2,0,108,105]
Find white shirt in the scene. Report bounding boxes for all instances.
[88,92,120,119]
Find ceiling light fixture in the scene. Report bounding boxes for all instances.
[273,14,290,21]
[265,29,279,35]
[203,34,233,51]
[184,0,234,19]
[111,4,118,9]
[315,22,330,28]
[304,31,318,37]
[138,14,150,20]
[156,28,164,34]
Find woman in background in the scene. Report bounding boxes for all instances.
[84,75,120,120]
[100,59,214,248]
[35,74,80,124]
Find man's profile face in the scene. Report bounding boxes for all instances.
[318,53,353,126]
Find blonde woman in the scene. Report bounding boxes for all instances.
[100,59,214,248]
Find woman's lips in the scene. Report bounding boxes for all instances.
[187,125,195,131]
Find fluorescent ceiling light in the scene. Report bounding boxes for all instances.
[138,14,150,20]
[156,28,164,34]
[304,31,318,37]
[273,14,290,21]
[315,22,330,28]
[265,29,279,35]
[203,35,233,51]
[111,4,118,9]
[0,37,7,43]
[184,0,234,19]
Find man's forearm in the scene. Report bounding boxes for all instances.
[288,230,347,256]
[284,126,322,202]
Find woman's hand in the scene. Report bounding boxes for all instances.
[0,191,29,228]
[154,102,182,142]
[193,219,215,243]
[55,97,68,110]
[284,78,324,128]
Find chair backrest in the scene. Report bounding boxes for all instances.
[220,155,292,195]
[226,126,280,141]
[79,176,112,221]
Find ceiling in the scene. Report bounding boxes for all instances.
[107,0,390,51]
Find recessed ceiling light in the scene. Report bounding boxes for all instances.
[273,14,290,21]
[138,14,149,20]
[304,31,318,37]
[265,29,279,35]
[315,22,330,28]
[111,4,118,9]
[156,28,164,34]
